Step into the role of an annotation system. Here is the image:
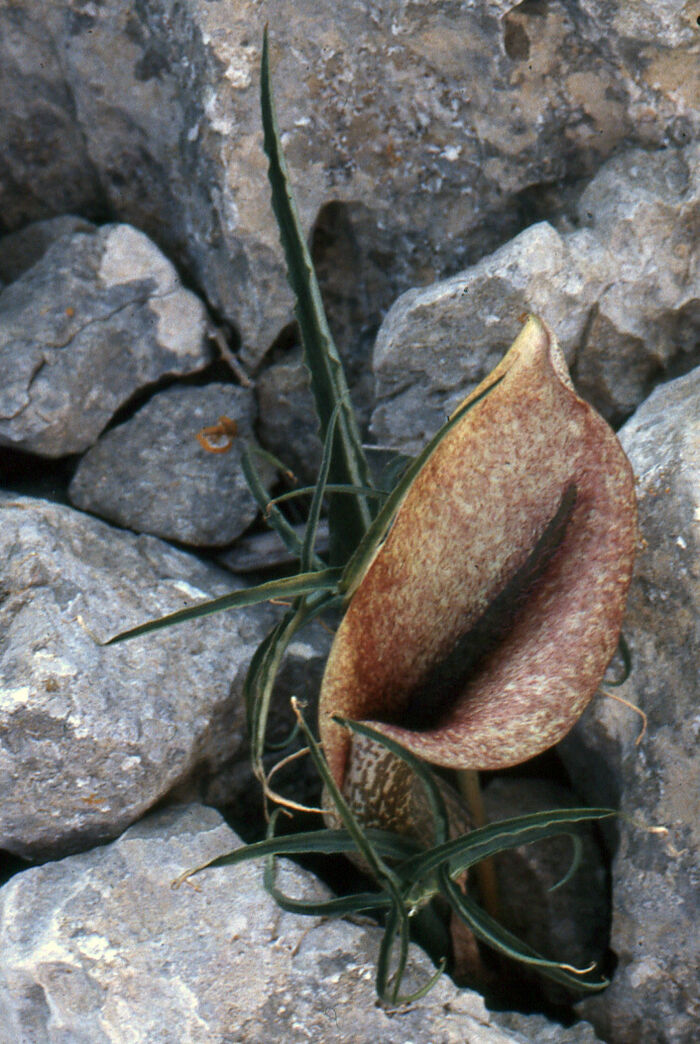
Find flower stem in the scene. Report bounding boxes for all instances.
[456,769,501,920]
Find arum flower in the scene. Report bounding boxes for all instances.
[103,34,639,995]
[319,315,637,804]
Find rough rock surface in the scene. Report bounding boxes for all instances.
[559,368,700,1043]
[0,803,602,1044]
[371,143,699,453]
[0,493,274,860]
[69,383,265,547]
[0,223,212,457]
[0,2,696,364]
[0,214,96,284]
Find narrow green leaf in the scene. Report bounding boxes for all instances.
[247,444,298,481]
[265,868,390,917]
[262,813,391,916]
[395,808,615,883]
[302,404,338,573]
[246,605,309,782]
[267,484,388,509]
[102,570,341,646]
[441,871,608,991]
[376,901,412,1004]
[549,833,584,892]
[607,632,632,686]
[292,703,403,892]
[245,590,342,781]
[264,719,302,753]
[378,452,413,494]
[375,899,446,1005]
[242,443,323,568]
[292,701,439,1004]
[177,826,421,881]
[261,28,374,562]
[340,374,505,596]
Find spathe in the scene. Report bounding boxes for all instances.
[319,315,637,789]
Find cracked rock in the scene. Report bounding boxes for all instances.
[0,492,274,860]
[0,223,212,457]
[0,804,602,1043]
[371,144,699,453]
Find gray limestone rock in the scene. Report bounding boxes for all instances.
[571,146,700,420]
[0,223,212,457]
[0,493,273,860]
[559,367,700,1043]
[0,214,96,284]
[0,2,696,364]
[69,383,265,547]
[0,803,602,1043]
[371,144,699,454]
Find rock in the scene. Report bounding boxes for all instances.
[571,145,700,421]
[69,383,265,547]
[0,214,96,283]
[371,143,699,453]
[0,803,602,1043]
[0,492,273,860]
[0,223,212,457]
[255,348,322,484]
[559,368,700,1043]
[0,3,696,364]
[371,221,589,454]
[481,778,609,1006]
[219,520,330,574]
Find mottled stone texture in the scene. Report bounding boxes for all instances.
[0,493,273,860]
[0,804,602,1044]
[560,368,700,1044]
[371,144,699,454]
[0,1,695,366]
[0,224,211,456]
[69,383,266,547]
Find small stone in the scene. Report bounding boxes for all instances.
[0,224,212,457]
[69,383,265,547]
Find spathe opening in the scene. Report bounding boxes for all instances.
[382,483,578,732]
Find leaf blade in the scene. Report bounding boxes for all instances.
[102,570,341,645]
[261,28,374,561]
